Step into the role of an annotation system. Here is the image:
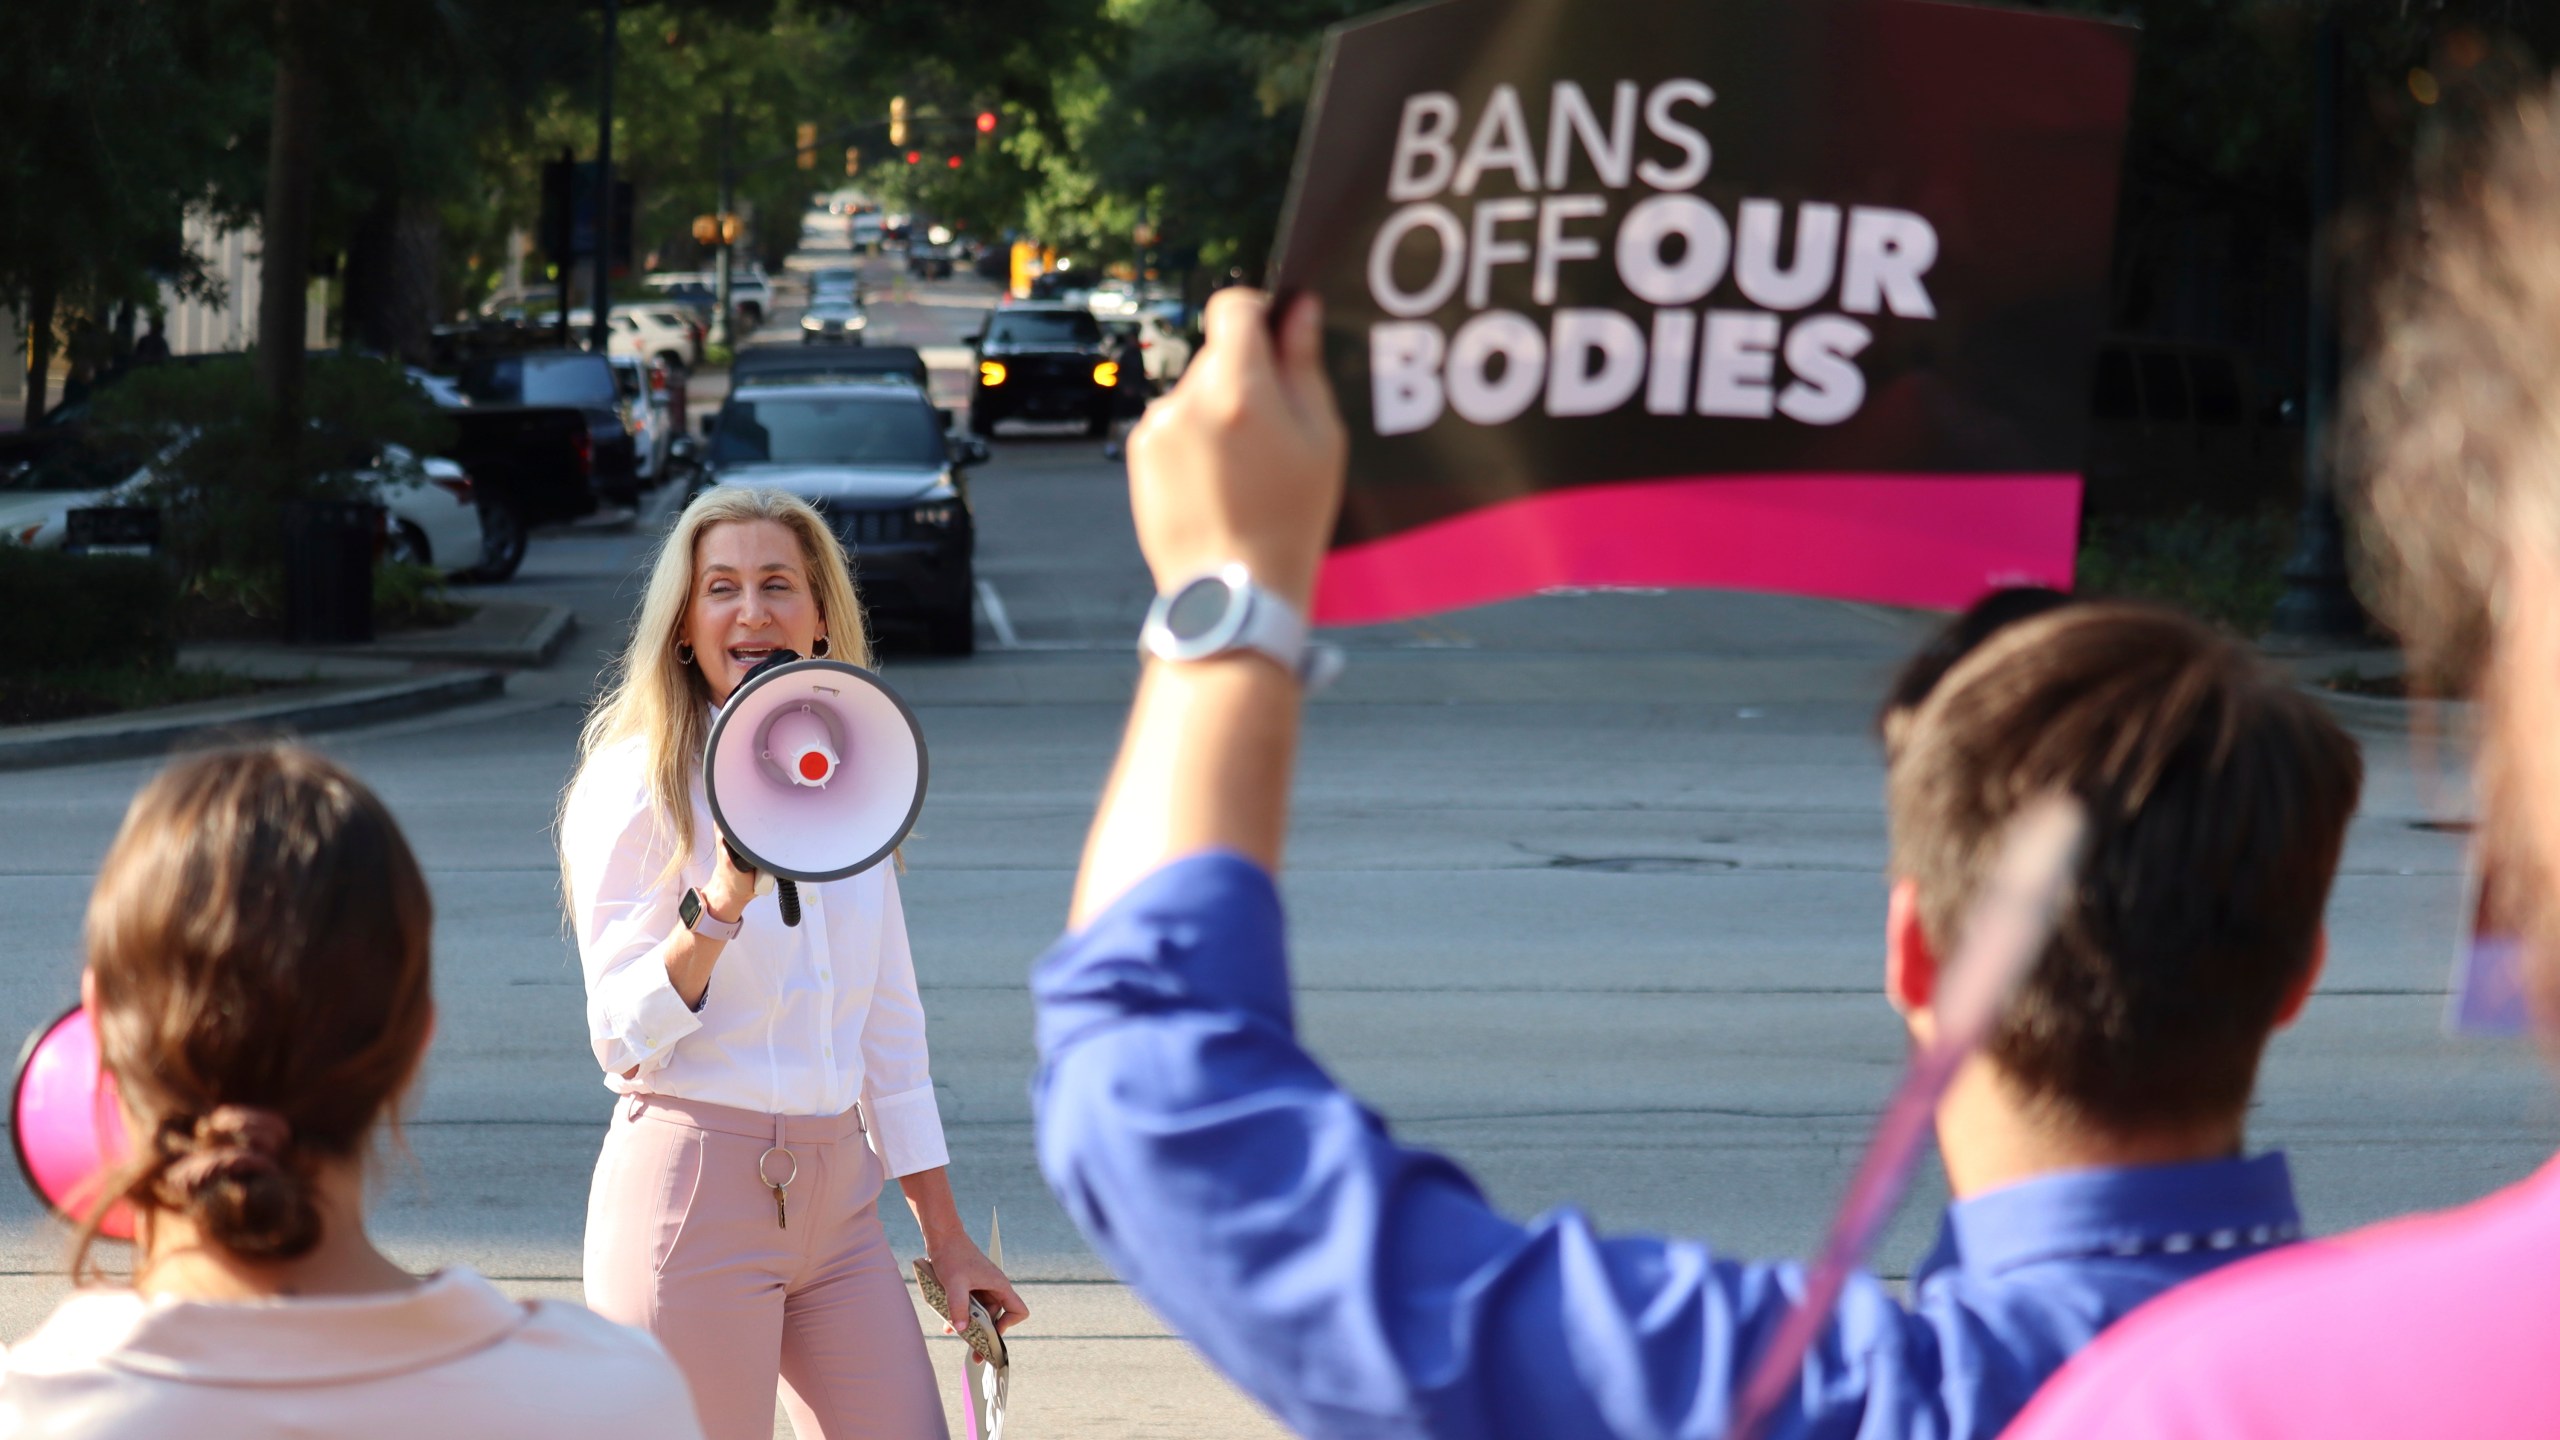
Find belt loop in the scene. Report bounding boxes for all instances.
[624,1092,644,1122]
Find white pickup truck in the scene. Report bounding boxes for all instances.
[643,269,772,330]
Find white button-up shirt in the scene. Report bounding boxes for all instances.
[0,1268,702,1438]
[562,736,948,1177]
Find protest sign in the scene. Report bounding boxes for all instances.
[1270,0,2138,625]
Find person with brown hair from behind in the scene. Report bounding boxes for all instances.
[0,744,704,1440]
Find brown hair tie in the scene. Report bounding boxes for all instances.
[162,1106,292,1198]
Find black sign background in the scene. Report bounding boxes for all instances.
[1271,0,2138,553]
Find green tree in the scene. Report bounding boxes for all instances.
[0,2,260,422]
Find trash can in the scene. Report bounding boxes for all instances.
[281,500,382,645]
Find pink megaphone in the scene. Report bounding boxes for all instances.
[11,1005,134,1241]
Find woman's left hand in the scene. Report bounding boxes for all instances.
[925,1231,1030,1336]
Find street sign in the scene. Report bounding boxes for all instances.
[540,160,637,275]
[1271,0,2138,624]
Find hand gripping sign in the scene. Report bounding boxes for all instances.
[1270,0,2138,624]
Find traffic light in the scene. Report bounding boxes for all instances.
[905,150,921,165]
[889,96,909,148]
[946,154,962,169]
[845,146,861,176]
[796,122,817,170]
[976,110,998,135]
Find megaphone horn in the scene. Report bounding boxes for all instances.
[11,1004,136,1240]
[705,654,929,929]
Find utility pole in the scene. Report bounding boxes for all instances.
[257,0,316,449]
[714,94,736,348]
[589,0,618,356]
[554,147,574,350]
[2269,16,2366,643]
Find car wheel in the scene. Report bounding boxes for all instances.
[470,498,527,582]
[927,604,976,657]
[387,519,433,569]
[739,303,763,328]
[656,350,686,374]
[1086,406,1114,439]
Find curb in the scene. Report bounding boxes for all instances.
[0,670,506,773]
[298,603,577,670]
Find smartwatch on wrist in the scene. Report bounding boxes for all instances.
[1140,562,1342,689]
[680,887,743,942]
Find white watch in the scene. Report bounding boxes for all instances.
[1140,563,1341,689]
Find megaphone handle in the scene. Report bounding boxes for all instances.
[777,879,801,927]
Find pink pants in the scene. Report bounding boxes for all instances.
[584,1093,948,1440]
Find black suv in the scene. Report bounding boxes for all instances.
[702,375,989,655]
[456,350,643,506]
[969,303,1115,437]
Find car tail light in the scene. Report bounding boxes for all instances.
[432,472,475,506]
[649,363,669,394]
[1139,338,1154,349]
[576,430,594,477]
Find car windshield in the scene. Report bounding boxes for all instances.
[713,396,945,468]
[989,310,1101,347]
[460,355,620,408]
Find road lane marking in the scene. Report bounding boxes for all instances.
[976,578,1023,648]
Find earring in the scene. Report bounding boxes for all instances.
[675,642,695,666]
[812,635,831,658]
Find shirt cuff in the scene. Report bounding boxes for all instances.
[1030,850,1293,1060]
[863,1083,949,1176]
[592,939,707,1076]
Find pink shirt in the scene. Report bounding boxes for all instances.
[2006,1152,2560,1437]
[0,1267,705,1439]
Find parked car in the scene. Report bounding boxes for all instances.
[970,303,1115,437]
[644,270,769,329]
[2082,338,2298,517]
[850,213,884,253]
[700,375,989,654]
[808,267,862,305]
[800,300,870,345]
[1101,311,1194,386]
[0,440,489,583]
[442,405,603,577]
[608,355,675,484]
[455,350,642,507]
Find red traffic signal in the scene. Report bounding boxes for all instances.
[946,154,963,169]
[905,150,921,165]
[976,111,998,134]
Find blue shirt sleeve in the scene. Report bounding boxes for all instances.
[1031,852,1960,1440]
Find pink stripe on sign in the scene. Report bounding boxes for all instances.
[1313,474,2083,626]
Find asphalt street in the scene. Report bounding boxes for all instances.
[0,250,2547,1436]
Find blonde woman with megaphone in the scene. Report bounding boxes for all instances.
[561,488,1024,1440]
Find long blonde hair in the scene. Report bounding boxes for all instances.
[562,488,874,892]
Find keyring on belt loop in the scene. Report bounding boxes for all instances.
[758,1143,798,1191]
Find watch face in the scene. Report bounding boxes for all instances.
[1163,574,1236,643]
[680,888,704,929]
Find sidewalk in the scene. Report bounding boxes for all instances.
[0,1269,1285,1440]
[0,600,573,771]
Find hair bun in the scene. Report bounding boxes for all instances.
[160,1106,322,1260]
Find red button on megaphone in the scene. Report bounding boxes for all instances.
[704,656,929,928]
[11,1005,135,1240]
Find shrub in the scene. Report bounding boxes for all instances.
[2077,507,2293,634]
[0,548,178,676]
[84,353,454,581]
